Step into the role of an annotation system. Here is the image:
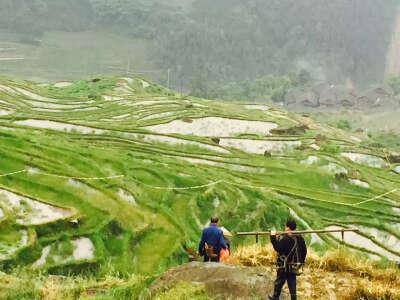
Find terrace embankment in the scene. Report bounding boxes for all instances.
[0,75,399,299]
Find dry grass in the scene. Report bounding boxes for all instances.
[227,245,400,300]
[227,244,277,267]
[40,275,128,300]
[343,280,400,300]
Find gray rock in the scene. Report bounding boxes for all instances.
[149,262,290,300]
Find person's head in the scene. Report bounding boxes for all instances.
[210,216,219,224]
[285,219,296,232]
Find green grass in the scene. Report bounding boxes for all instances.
[44,78,118,99]
[153,281,213,300]
[362,130,400,152]
[0,74,399,297]
[311,110,400,152]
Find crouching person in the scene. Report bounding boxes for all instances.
[198,217,227,262]
[268,219,307,300]
[219,226,233,262]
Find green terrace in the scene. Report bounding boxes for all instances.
[0,75,398,278]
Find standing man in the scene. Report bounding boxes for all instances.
[198,217,227,262]
[268,219,307,300]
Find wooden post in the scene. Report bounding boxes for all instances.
[256,234,259,243]
[341,230,344,241]
[237,228,359,237]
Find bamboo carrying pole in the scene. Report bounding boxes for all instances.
[237,228,359,243]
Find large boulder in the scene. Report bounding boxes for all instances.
[148,262,290,300]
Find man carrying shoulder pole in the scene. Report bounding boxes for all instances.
[198,216,227,262]
[268,219,307,300]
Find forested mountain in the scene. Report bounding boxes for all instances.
[0,0,398,93]
[0,0,93,34]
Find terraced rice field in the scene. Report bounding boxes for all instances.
[0,75,399,276]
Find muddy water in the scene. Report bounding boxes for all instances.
[0,189,75,225]
[219,139,301,154]
[326,225,400,261]
[14,119,105,134]
[341,153,388,168]
[144,117,278,137]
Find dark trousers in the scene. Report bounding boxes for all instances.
[272,269,297,300]
[203,254,219,262]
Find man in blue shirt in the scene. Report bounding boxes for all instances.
[198,217,227,262]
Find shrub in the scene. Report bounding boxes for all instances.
[336,119,351,130]
[386,75,400,96]
[320,142,340,153]
[153,281,211,300]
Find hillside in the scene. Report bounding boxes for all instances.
[0,0,398,90]
[0,75,399,298]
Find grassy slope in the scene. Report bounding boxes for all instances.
[311,110,400,149]
[0,75,399,298]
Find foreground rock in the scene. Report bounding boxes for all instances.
[148,261,289,300]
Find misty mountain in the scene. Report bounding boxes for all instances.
[0,0,398,92]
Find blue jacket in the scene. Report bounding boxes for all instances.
[198,224,227,255]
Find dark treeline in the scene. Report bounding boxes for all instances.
[0,0,93,33]
[0,0,398,94]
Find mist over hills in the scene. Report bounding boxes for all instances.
[1,2,400,298]
[0,0,399,93]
